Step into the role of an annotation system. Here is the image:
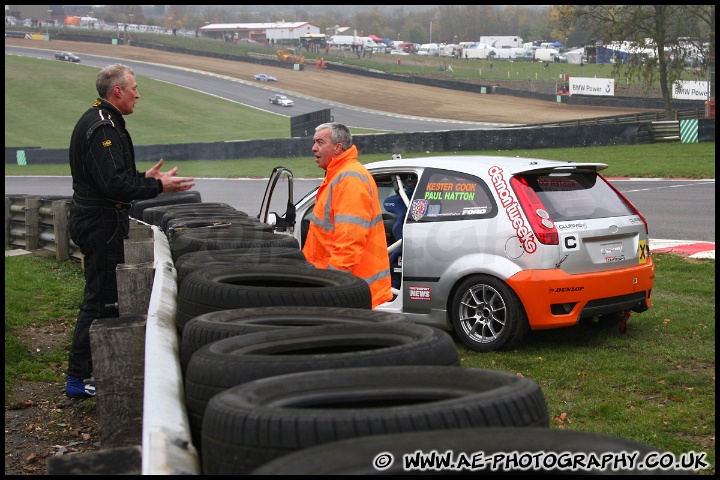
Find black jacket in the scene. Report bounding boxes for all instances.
[69,98,162,209]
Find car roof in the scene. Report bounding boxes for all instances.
[366,155,608,175]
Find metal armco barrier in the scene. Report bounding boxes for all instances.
[4,195,80,261]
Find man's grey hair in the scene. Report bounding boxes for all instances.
[315,122,352,151]
[96,63,134,99]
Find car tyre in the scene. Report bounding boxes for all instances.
[180,305,410,373]
[175,262,371,333]
[166,216,271,241]
[250,427,691,475]
[169,229,297,263]
[144,202,236,227]
[450,275,529,352]
[129,191,202,221]
[201,365,548,474]
[174,245,305,287]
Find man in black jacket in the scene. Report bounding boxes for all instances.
[66,63,195,398]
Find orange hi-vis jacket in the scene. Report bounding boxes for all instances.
[302,145,392,308]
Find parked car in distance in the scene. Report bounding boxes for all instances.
[260,155,655,353]
[55,51,81,62]
[269,94,294,107]
[254,73,277,82]
[389,49,410,55]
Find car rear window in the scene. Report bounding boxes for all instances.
[518,172,635,221]
[408,169,496,222]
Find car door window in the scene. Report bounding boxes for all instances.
[408,168,496,222]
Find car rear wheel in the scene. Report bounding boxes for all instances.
[450,275,529,352]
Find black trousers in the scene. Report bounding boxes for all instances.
[67,204,129,378]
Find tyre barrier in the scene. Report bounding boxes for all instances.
[174,245,306,287]
[186,323,461,453]
[169,229,298,263]
[250,427,695,475]
[175,261,371,332]
[201,365,549,474]
[180,305,410,374]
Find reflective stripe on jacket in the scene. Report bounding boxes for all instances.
[302,145,392,308]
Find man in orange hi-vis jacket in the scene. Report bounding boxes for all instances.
[303,122,392,308]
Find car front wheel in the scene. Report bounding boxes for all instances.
[450,275,529,352]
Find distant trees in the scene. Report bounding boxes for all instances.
[554,5,715,116]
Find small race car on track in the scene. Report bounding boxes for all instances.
[254,73,277,82]
[55,51,81,62]
[269,94,293,107]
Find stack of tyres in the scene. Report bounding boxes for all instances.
[185,323,462,452]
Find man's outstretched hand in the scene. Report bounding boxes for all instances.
[146,158,195,192]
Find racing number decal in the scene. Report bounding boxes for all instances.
[638,239,648,264]
[561,234,579,253]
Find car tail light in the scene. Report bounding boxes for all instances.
[598,175,649,235]
[510,175,559,245]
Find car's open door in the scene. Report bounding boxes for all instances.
[259,166,295,234]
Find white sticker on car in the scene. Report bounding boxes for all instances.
[556,222,588,231]
[561,234,579,252]
[408,286,431,301]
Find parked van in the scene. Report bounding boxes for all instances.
[534,48,559,62]
[417,43,439,56]
[358,37,379,51]
[329,35,359,48]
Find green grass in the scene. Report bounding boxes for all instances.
[4,251,714,473]
[4,55,293,149]
[4,254,84,392]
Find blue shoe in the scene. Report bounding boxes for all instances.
[66,375,96,399]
